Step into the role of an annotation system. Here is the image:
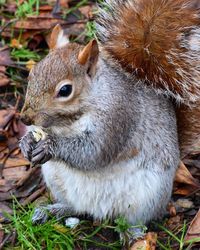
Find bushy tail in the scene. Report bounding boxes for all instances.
[96,0,200,104]
[177,102,200,158]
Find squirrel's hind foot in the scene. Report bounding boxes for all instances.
[120,226,146,247]
[32,203,75,224]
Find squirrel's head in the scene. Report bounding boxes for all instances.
[21,25,99,128]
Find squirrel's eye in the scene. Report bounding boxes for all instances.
[57,84,72,98]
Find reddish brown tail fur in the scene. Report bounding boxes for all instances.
[177,102,200,158]
[97,0,200,104]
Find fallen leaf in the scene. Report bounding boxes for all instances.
[167,202,177,217]
[0,179,15,192]
[0,66,10,87]
[14,16,66,30]
[173,185,199,196]
[0,109,16,130]
[0,74,10,87]
[175,161,200,187]
[0,46,13,66]
[79,6,94,19]
[166,215,181,231]
[131,232,157,250]
[3,166,27,181]
[0,203,13,223]
[0,66,6,73]
[39,5,53,11]
[184,209,200,243]
[0,167,42,201]
[60,0,70,8]
[2,157,29,168]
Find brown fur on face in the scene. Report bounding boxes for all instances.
[21,43,90,127]
[97,0,200,104]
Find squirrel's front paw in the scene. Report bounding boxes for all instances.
[19,132,36,161]
[31,135,55,165]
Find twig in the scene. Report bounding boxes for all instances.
[0,146,19,178]
[96,233,109,242]
[0,18,18,35]
[10,229,17,247]
[0,232,12,250]
[21,186,46,206]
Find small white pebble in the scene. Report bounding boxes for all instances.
[65,217,80,228]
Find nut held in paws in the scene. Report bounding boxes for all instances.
[32,127,47,142]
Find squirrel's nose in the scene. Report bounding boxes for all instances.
[20,113,34,126]
[20,107,35,126]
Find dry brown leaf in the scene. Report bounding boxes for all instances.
[60,0,70,7]
[166,215,181,231]
[0,46,13,66]
[0,166,42,202]
[39,5,53,11]
[79,6,94,19]
[184,209,200,243]
[174,185,199,196]
[0,65,10,86]
[2,157,29,168]
[131,239,147,250]
[175,161,200,187]
[0,66,6,74]
[2,166,27,181]
[167,202,177,217]
[131,232,157,250]
[0,179,14,192]
[0,109,16,130]
[14,16,66,30]
[0,74,10,87]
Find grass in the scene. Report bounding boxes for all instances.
[3,200,199,250]
[3,199,122,250]
[63,0,90,17]
[154,221,200,250]
[85,21,97,42]
[16,0,39,18]
[11,48,41,61]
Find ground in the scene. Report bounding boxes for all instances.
[0,1,200,249]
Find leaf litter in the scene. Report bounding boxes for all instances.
[0,0,200,249]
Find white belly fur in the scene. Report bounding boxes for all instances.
[42,157,174,225]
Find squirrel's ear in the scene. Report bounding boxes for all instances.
[78,40,99,77]
[49,24,69,50]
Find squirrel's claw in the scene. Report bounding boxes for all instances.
[32,206,49,224]
[31,137,53,165]
[19,132,36,161]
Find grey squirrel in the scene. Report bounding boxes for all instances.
[19,0,200,241]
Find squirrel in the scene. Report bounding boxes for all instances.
[19,0,200,242]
